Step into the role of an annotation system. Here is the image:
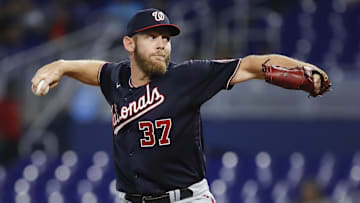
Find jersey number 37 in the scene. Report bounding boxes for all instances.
[138,118,172,148]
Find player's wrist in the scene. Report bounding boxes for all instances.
[55,59,70,76]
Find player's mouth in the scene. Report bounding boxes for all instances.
[151,55,166,61]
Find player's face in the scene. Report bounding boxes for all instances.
[133,28,171,78]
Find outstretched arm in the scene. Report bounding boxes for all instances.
[230,54,331,96]
[31,59,106,96]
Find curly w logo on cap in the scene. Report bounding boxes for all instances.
[152,11,165,22]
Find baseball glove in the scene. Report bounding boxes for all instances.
[262,63,332,97]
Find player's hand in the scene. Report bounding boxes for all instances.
[31,60,65,96]
[313,74,322,95]
[303,66,331,97]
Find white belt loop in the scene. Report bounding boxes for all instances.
[167,188,181,202]
[168,190,175,202]
[175,189,181,201]
[168,188,188,202]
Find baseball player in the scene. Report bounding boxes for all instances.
[31,8,331,203]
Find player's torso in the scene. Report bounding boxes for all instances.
[111,64,206,194]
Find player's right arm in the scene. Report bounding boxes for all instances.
[31,59,106,95]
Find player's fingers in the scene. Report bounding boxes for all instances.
[33,80,50,96]
[49,81,59,89]
[31,71,42,89]
[31,82,37,94]
[31,69,51,96]
[31,68,54,91]
[313,66,329,81]
[31,75,46,93]
[31,77,42,94]
[31,68,48,88]
[313,74,321,94]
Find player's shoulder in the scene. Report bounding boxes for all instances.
[167,60,215,76]
[105,59,131,75]
[171,59,238,67]
[102,59,131,83]
[169,59,210,70]
[108,59,131,70]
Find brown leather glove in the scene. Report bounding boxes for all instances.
[262,64,332,97]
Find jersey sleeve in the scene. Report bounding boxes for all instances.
[182,58,241,107]
[98,62,120,104]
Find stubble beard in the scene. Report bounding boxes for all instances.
[134,47,170,79]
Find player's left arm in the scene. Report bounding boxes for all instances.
[230,54,331,97]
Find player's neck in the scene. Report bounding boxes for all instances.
[130,63,150,88]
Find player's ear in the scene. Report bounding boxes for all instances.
[123,36,135,52]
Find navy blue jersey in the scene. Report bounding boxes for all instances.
[98,58,241,194]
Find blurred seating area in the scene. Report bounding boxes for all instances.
[279,0,360,71]
[0,0,91,58]
[0,150,116,203]
[0,0,148,57]
[1,0,360,70]
[1,150,360,203]
[207,151,360,203]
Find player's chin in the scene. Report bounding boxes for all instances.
[149,65,167,78]
[151,60,167,70]
[154,66,167,75]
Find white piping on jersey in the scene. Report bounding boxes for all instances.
[128,77,134,88]
[112,84,165,135]
[225,58,242,90]
[97,62,108,84]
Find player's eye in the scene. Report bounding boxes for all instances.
[163,36,170,41]
[146,33,156,39]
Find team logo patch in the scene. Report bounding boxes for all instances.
[152,11,165,22]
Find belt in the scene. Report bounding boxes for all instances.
[125,188,193,203]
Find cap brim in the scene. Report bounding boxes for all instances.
[134,24,181,36]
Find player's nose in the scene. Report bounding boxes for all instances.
[154,36,166,49]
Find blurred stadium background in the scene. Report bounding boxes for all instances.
[0,0,360,202]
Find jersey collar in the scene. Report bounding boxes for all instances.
[128,77,135,88]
